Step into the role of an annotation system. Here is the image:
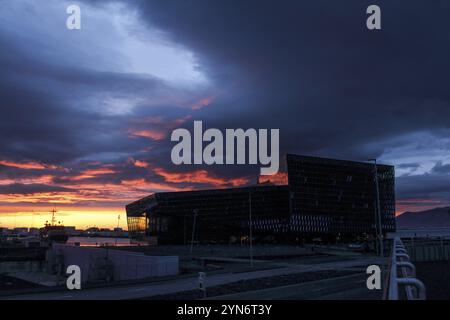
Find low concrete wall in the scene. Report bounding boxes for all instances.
[388,229,450,239]
[49,244,178,283]
[0,260,43,273]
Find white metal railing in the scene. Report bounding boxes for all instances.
[387,237,426,300]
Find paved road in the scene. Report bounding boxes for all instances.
[208,273,381,300]
[2,257,383,300]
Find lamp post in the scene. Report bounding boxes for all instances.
[249,192,253,267]
[369,158,384,257]
[190,209,198,253]
[115,214,120,246]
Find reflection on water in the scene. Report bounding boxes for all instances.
[67,236,131,247]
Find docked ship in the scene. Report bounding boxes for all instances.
[40,209,69,244]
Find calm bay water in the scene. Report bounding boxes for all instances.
[67,236,131,247]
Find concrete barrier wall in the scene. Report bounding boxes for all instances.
[0,261,43,273]
[50,244,178,283]
[107,250,178,280]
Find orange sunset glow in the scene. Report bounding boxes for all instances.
[0,155,253,229]
[129,128,167,141]
[1,153,439,230]
[0,160,58,170]
[0,205,124,229]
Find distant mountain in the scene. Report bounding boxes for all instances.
[396,206,450,229]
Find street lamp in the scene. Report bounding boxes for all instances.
[249,192,253,267]
[369,158,384,257]
[190,209,198,253]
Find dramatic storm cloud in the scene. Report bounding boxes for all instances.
[0,0,449,227]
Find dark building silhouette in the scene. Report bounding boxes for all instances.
[126,154,396,244]
[287,154,396,242]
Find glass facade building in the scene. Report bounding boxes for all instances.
[287,154,396,242]
[126,154,396,244]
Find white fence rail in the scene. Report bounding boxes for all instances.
[386,237,426,300]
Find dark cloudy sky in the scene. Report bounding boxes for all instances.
[0,0,449,227]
